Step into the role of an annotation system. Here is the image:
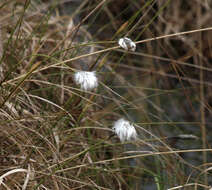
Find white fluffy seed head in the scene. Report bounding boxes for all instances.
[74,71,98,91]
[118,37,136,51]
[112,118,137,142]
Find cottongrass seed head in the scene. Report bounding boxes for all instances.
[112,118,137,142]
[118,37,136,51]
[74,71,98,91]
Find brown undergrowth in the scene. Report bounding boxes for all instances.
[0,0,211,189]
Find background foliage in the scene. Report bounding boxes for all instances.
[0,0,212,189]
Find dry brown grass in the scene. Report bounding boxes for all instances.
[0,0,211,189]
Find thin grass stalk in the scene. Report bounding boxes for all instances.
[54,148,212,174]
[198,3,208,185]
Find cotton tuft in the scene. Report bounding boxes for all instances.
[74,71,98,91]
[112,118,137,142]
[118,37,136,51]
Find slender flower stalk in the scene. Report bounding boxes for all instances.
[112,118,137,142]
[74,71,98,91]
[118,37,136,51]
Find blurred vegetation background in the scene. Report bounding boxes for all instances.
[0,0,212,189]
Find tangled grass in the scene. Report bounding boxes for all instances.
[0,0,212,189]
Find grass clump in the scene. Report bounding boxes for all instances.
[0,0,212,189]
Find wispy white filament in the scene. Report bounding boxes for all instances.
[74,71,98,91]
[112,118,137,142]
[118,37,136,51]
